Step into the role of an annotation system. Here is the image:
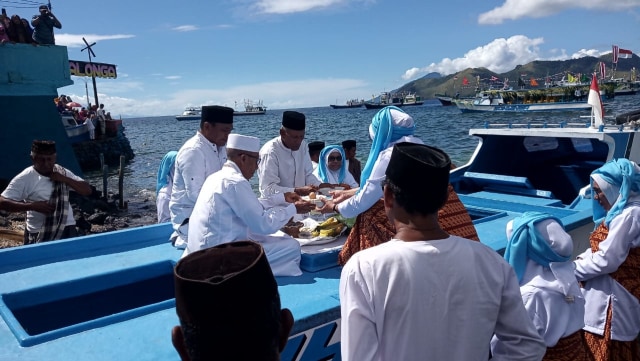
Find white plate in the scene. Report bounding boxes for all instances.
[295,218,346,246]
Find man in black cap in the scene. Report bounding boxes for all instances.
[258,111,329,197]
[169,105,234,249]
[172,241,294,361]
[339,142,545,361]
[307,141,325,170]
[31,4,61,45]
[341,139,361,185]
[0,140,92,244]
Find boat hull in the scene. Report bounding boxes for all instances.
[435,95,453,106]
[454,100,591,113]
[175,115,201,121]
[330,104,363,109]
[234,110,266,116]
[364,102,403,109]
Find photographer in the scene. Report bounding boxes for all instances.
[31,4,61,45]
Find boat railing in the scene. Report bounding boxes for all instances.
[482,121,640,132]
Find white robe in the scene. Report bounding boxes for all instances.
[574,197,640,341]
[336,135,422,218]
[340,237,546,361]
[184,161,301,276]
[169,132,226,247]
[258,137,320,196]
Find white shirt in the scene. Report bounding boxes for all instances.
[258,137,320,196]
[312,167,359,189]
[340,237,546,361]
[574,197,640,341]
[337,135,422,218]
[1,166,82,232]
[156,173,173,224]
[169,132,227,233]
[184,161,296,256]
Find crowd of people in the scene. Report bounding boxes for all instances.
[0,100,638,359]
[56,95,112,140]
[0,4,61,45]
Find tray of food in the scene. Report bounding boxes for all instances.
[281,217,346,246]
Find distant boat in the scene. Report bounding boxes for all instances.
[330,99,364,109]
[435,93,453,106]
[453,89,593,113]
[364,92,403,109]
[175,107,200,121]
[234,99,267,116]
[401,92,424,106]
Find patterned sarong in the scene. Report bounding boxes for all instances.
[338,184,479,265]
[582,222,640,361]
[543,331,592,361]
[33,166,69,244]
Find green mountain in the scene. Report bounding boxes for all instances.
[396,54,640,99]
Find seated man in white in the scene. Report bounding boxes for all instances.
[184,134,315,276]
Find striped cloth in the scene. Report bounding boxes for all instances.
[34,166,69,243]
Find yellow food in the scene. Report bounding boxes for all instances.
[311,217,344,237]
[309,192,316,199]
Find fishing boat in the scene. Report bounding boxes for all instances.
[364,92,403,109]
[175,106,201,121]
[329,99,364,109]
[234,99,267,116]
[61,113,91,143]
[435,93,453,106]
[453,89,593,113]
[400,92,424,106]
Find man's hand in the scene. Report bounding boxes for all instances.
[48,170,67,183]
[317,200,336,214]
[294,200,316,214]
[294,185,317,196]
[329,188,357,203]
[284,192,301,203]
[30,201,55,213]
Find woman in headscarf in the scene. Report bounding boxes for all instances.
[156,151,178,223]
[319,106,479,265]
[312,145,358,189]
[574,158,640,361]
[494,212,589,360]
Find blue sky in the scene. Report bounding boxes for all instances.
[3,0,639,117]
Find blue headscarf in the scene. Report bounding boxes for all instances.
[503,212,570,283]
[359,106,416,189]
[590,158,640,227]
[156,151,178,195]
[317,145,347,184]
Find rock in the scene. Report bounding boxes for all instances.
[87,212,108,225]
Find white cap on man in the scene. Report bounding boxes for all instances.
[227,134,260,153]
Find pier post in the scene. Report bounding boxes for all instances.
[118,156,125,209]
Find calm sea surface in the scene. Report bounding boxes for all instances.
[84,96,640,203]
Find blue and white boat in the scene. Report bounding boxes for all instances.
[175,106,201,121]
[454,90,593,113]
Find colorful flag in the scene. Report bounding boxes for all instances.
[453,75,458,80]
[490,76,499,81]
[612,45,619,64]
[588,73,604,127]
[599,62,606,80]
[530,78,539,87]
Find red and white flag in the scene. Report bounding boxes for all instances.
[619,48,633,59]
[599,62,606,80]
[588,73,604,127]
[490,76,499,82]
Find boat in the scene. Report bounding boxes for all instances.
[435,93,453,106]
[453,89,593,113]
[61,112,90,143]
[364,92,403,109]
[234,99,267,116]
[330,99,364,109]
[400,92,424,106]
[175,107,201,121]
[3,106,640,360]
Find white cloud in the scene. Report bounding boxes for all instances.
[172,25,198,32]
[56,34,135,48]
[478,0,640,25]
[252,0,347,14]
[165,75,182,80]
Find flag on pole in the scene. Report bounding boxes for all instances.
[619,48,633,59]
[490,76,499,82]
[530,78,539,87]
[612,45,619,64]
[599,62,606,80]
[588,73,604,128]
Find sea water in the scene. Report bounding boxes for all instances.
[84,96,640,202]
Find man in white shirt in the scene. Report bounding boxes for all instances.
[169,105,234,249]
[184,134,315,276]
[96,103,107,138]
[340,142,546,361]
[258,111,327,197]
[308,141,325,171]
[0,140,92,244]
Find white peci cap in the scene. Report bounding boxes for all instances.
[227,134,260,153]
